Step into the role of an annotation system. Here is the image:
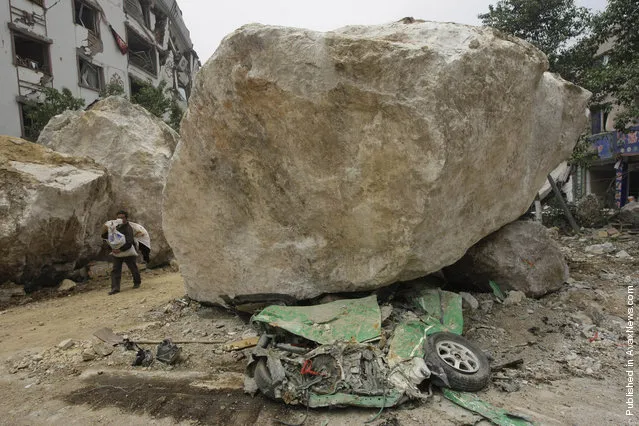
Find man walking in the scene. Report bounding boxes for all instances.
[102,210,141,295]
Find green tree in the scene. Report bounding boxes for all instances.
[24,87,85,141]
[168,99,184,132]
[99,80,126,98]
[478,0,592,73]
[130,80,171,118]
[586,0,639,130]
[130,80,184,132]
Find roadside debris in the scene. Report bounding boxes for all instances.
[244,289,491,409]
[442,389,535,426]
[489,281,506,302]
[223,336,260,351]
[156,339,181,364]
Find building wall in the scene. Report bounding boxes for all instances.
[0,0,199,138]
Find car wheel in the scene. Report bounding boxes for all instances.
[424,332,490,392]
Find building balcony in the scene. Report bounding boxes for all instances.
[590,126,639,159]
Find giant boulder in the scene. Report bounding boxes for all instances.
[163,21,590,304]
[39,96,179,266]
[443,220,569,298]
[0,135,111,288]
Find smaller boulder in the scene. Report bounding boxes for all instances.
[459,292,479,310]
[57,279,76,292]
[503,290,526,306]
[444,221,568,298]
[618,202,639,226]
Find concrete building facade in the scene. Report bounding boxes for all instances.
[0,0,199,138]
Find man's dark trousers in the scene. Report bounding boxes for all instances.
[111,256,141,291]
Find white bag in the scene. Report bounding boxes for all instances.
[112,245,138,258]
[104,219,138,257]
[105,219,125,249]
[129,221,151,250]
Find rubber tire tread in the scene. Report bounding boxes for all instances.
[425,332,491,392]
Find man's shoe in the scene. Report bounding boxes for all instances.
[133,284,141,289]
[108,290,120,295]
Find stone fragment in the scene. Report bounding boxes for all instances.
[459,292,479,310]
[57,279,76,292]
[58,339,74,350]
[82,350,96,361]
[503,291,526,306]
[615,250,631,259]
[584,242,615,255]
[92,342,114,357]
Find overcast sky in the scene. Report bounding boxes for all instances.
[178,0,608,63]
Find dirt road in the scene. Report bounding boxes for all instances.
[0,252,633,425]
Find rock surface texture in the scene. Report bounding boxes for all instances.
[163,21,590,304]
[39,96,179,266]
[444,221,569,297]
[0,136,111,288]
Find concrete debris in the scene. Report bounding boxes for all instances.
[615,250,631,259]
[81,350,96,361]
[92,342,114,357]
[584,242,615,254]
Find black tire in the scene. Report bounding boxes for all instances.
[253,358,277,399]
[424,332,490,392]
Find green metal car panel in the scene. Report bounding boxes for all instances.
[252,295,381,345]
[442,388,537,426]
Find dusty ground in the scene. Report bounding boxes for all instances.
[0,229,635,425]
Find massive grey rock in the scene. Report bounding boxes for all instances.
[163,21,590,304]
[0,136,111,288]
[617,201,639,226]
[39,96,179,266]
[444,221,569,298]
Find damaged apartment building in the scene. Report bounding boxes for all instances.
[0,0,199,138]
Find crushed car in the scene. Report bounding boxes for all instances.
[243,286,491,408]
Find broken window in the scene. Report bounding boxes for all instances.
[126,27,157,75]
[19,102,37,141]
[74,0,99,34]
[13,31,50,74]
[129,77,145,97]
[124,0,152,28]
[78,56,103,90]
